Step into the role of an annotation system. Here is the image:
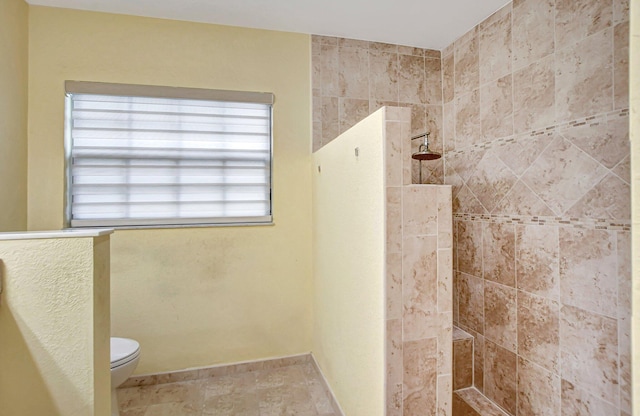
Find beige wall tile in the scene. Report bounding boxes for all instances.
[517,290,560,373]
[512,0,555,70]
[613,154,630,184]
[555,29,613,121]
[386,122,403,186]
[560,305,618,404]
[443,101,455,152]
[559,228,617,317]
[403,235,439,340]
[617,230,632,318]
[513,55,555,133]
[453,338,473,390]
[387,252,402,320]
[403,187,438,236]
[454,36,480,95]
[479,8,512,84]
[425,58,442,105]
[338,98,369,133]
[424,49,440,59]
[453,272,459,324]
[480,75,513,140]
[455,90,481,149]
[387,186,402,254]
[403,338,438,416]
[466,149,518,214]
[321,96,339,146]
[614,21,630,109]
[560,115,629,169]
[457,221,483,277]
[437,187,453,249]
[484,340,517,414]
[560,379,618,415]
[453,185,487,215]
[442,53,454,104]
[484,281,517,351]
[370,41,397,53]
[614,0,630,23]
[555,0,612,49]
[369,50,398,103]
[483,223,516,287]
[516,225,559,299]
[398,45,425,56]
[318,43,340,96]
[617,233,631,413]
[387,319,403,386]
[458,272,484,334]
[387,382,402,416]
[517,357,561,416]
[492,180,555,216]
[619,312,631,413]
[566,173,630,219]
[438,249,453,313]
[437,375,452,416]
[473,332,485,392]
[338,38,369,49]
[399,54,426,105]
[437,312,453,375]
[494,133,552,176]
[521,135,608,215]
[338,46,369,99]
[452,392,481,415]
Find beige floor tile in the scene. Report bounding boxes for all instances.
[119,363,338,416]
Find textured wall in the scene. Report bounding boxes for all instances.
[444,1,631,415]
[0,0,28,231]
[312,37,444,183]
[384,108,453,416]
[28,6,313,374]
[0,236,111,416]
[630,0,640,407]
[312,108,386,416]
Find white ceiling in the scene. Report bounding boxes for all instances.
[26,0,510,50]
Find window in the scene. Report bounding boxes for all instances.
[65,81,273,228]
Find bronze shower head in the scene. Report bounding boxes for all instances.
[411,133,441,161]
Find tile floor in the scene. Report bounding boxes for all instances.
[117,361,341,416]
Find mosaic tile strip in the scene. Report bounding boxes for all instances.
[445,108,629,157]
[453,213,630,231]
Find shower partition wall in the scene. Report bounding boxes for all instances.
[312,106,453,416]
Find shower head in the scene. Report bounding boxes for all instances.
[411,133,442,161]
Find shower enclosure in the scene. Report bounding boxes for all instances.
[312,106,453,416]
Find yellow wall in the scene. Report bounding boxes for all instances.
[312,109,386,416]
[0,235,111,416]
[27,7,313,374]
[0,0,28,231]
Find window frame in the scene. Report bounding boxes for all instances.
[63,81,275,229]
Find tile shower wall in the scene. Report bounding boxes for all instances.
[443,1,631,415]
[385,107,453,416]
[312,36,444,183]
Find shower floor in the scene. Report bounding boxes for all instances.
[117,360,340,416]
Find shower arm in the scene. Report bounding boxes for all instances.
[411,132,430,146]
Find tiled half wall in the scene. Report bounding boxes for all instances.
[446,1,631,415]
[384,107,453,416]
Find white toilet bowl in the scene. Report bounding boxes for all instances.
[110,337,140,416]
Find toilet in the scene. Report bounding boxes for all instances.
[110,337,140,416]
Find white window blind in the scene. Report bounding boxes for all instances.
[65,82,273,228]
